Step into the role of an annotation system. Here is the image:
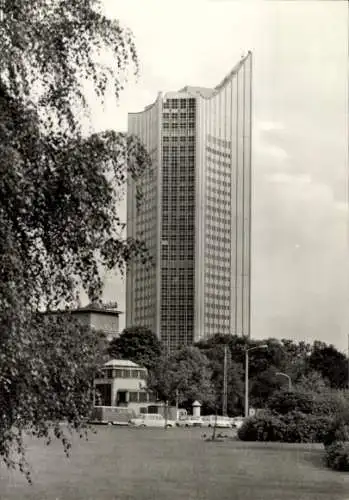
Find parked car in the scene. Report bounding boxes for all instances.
[177,416,203,428]
[201,415,232,429]
[231,417,245,429]
[129,414,176,428]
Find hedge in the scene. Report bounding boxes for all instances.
[238,411,332,443]
[325,442,349,471]
[237,413,286,442]
[267,389,349,417]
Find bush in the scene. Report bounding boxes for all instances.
[238,413,286,442]
[238,411,332,443]
[325,442,349,471]
[313,391,349,417]
[267,390,314,415]
[280,412,332,443]
[323,410,349,448]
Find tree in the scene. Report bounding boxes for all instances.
[267,389,314,415]
[148,347,214,409]
[250,367,283,409]
[108,326,162,370]
[280,339,312,382]
[0,313,107,480]
[294,371,330,394]
[308,344,348,389]
[200,345,244,416]
[1,0,150,478]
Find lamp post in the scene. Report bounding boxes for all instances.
[347,334,349,391]
[275,372,292,391]
[244,344,268,418]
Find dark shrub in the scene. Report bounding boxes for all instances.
[238,413,286,442]
[325,442,349,471]
[313,391,349,417]
[267,390,314,415]
[280,412,332,443]
[323,410,349,448]
[310,415,334,443]
[238,411,332,443]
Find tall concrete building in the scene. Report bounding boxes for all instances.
[126,52,252,352]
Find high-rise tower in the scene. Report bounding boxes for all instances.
[126,52,252,352]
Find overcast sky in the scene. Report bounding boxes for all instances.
[90,0,348,351]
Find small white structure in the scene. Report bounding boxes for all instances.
[192,400,202,417]
[94,359,156,413]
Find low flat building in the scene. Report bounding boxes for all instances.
[94,359,157,412]
[71,303,121,341]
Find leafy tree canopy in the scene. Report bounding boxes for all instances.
[0,313,107,481]
[148,347,214,408]
[108,326,162,370]
[308,344,348,389]
[204,345,244,416]
[1,0,150,478]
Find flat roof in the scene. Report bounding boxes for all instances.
[104,359,145,369]
[72,308,122,317]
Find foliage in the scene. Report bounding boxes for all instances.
[1,0,151,479]
[238,413,286,442]
[279,339,312,382]
[323,407,349,448]
[238,411,332,444]
[325,442,349,472]
[2,0,138,129]
[267,390,314,415]
[279,412,332,443]
[249,367,282,408]
[198,344,244,416]
[107,326,162,370]
[0,314,107,480]
[294,371,330,393]
[308,344,348,389]
[148,347,214,408]
[1,86,150,308]
[312,390,349,417]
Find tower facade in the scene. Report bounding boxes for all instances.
[126,52,252,352]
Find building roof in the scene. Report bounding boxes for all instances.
[178,86,215,98]
[72,307,122,317]
[129,52,252,114]
[44,302,122,317]
[104,359,145,369]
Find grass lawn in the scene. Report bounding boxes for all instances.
[0,426,348,500]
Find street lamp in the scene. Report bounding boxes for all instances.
[275,372,292,391]
[244,344,268,418]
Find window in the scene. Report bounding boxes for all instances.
[148,392,157,402]
[139,392,148,403]
[129,392,138,403]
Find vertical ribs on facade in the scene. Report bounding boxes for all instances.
[126,52,252,352]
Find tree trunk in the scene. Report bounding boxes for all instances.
[211,411,218,440]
